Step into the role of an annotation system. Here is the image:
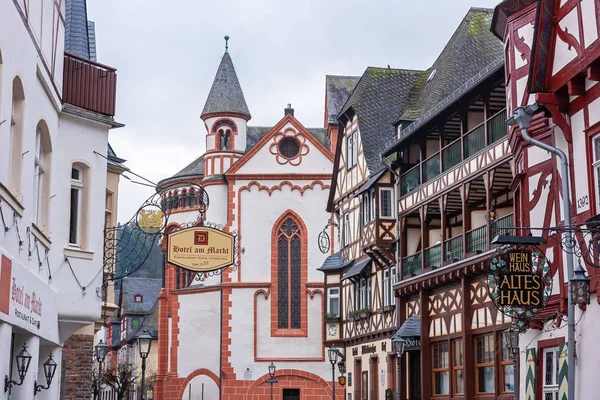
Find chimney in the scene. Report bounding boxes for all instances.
[284,103,294,117]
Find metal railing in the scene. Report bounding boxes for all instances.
[463,123,486,159]
[401,165,421,196]
[425,244,442,269]
[442,140,461,172]
[466,225,488,253]
[402,253,422,277]
[444,235,463,261]
[492,213,514,237]
[423,153,441,183]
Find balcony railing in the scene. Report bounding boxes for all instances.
[401,165,420,196]
[488,109,507,144]
[442,140,461,172]
[444,234,463,261]
[466,225,488,253]
[492,213,514,237]
[63,52,117,116]
[402,253,422,276]
[463,123,486,158]
[425,243,442,269]
[423,154,441,183]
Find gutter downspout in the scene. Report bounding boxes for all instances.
[509,104,576,400]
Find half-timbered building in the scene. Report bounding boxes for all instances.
[380,8,517,400]
[154,42,340,400]
[492,1,600,399]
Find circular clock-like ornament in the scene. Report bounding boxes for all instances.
[318,230,330,254]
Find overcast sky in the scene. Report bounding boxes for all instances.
[87,0,501,222]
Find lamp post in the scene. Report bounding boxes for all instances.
[34,354,58,396]
[503,327,520,400]
[137,331,153,400]
[328,345,339,400]
[4,343,32,394]
[266,362,277,400]
[94,339,107,400]
[508,104,589,400]
[391,337,406,400]
[337,360,346,389]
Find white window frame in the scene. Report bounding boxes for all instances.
[327,287,340,317]
[33,128,44,225]
[593,134,600,214]
[379,187,394,218]
[69,166,83,246]
[366,278,372,309]
[343,213,350,247]
[359,278,366,310]
[354,281,360,311]
[347,131,357,170]
[542,346,560,400]
[369,188,375,221]
[383,269,390,307]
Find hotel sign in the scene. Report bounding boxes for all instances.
[488,247,552,328]
[167,227,234,272]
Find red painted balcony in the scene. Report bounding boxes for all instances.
[62,52,117,116]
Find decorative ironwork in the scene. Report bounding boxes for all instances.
[487,244,552,330]
[318,219,339,254]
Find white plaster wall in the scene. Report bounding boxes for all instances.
[515,23,535,69]
[178,291,221,377]
[236,181,331,283]
[581,0,599,48]
[553,9,579,74]
[181,374,220,400]
[570,112,590,215]
[347,341,393,400]
[204,183,228,226]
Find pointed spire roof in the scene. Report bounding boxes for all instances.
[201,40,251,120]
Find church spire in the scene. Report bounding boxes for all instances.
[200,37,251,121]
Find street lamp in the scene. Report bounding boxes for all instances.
[392,337,406,400]
[328,345,339,400]
[34,354,58,395]
[337,360,346,387]
[137,331,153,400]
[94,339,108,400]
[571,261,591,306]
[503,327,520,400]
[266,362,277,400]
[4,343,32,393]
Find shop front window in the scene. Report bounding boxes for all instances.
[432,342,450,395]
[475,334,495,393]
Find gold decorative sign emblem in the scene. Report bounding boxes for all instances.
[167,227,234,272]
[138,209,164,229]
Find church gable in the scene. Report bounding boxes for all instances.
[226,114,334,176]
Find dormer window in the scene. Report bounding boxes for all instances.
[134,294,143,303]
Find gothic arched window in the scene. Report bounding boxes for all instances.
[276,217,303,329]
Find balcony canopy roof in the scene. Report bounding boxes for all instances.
[341,258,372,281]
[392,315,421,339]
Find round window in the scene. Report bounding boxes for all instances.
[278,137,301,159]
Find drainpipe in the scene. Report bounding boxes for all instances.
[508,104,575,400]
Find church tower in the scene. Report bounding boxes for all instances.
[200,36,251,176]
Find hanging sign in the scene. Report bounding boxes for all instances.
[488,246,552,329]
[167,227,234,272]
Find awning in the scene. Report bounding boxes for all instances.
[355,169,387,197]
[317,252,344,272]
[392,315,421,339]
[341,258,372,281]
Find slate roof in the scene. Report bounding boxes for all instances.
[87,21,97,61]
[201,53,251,119]
[326,75,360,124]
[107,143,128,171]
[339,67,423,173]
[396,8,503,123]
[317,251,344,271]
[65,0,92,59]
[341,258,372,281]
[121,277,162,315]
[392,316,421,338]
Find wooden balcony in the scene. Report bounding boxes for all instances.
[63,52,117,116]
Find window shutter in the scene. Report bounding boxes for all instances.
[558,343,568,400]
[525,348,537,400]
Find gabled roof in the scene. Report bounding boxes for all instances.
[396,8,502,123]
[121,277,162,315]
[326,75,360,125]
[338,67,423,173]
[201,53,251,120]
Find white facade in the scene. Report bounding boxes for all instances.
[0,2,119,399]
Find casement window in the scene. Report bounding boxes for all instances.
[347,130,358,169]
[32,123,51,231]
[501,335,515,393]
[343,213,350,246]
[359,278,367,309]
[475,334,495,393]
[366,277,372,309]
[542,347,560,400]
[379,188,394,218]
[592,134,600,213]
[132,317,139,330]
[432,342,450,395]
[361,189,376,226]
[353,281,360,311]
[327,287,340,317]
[69,166,84,245]
[275,217,303,329]
[452,339,464,394]
[9,77,25,196]
[383,266,397,307]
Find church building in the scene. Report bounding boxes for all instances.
[154,39,343,400]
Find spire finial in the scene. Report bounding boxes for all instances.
[224,35,230,53]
